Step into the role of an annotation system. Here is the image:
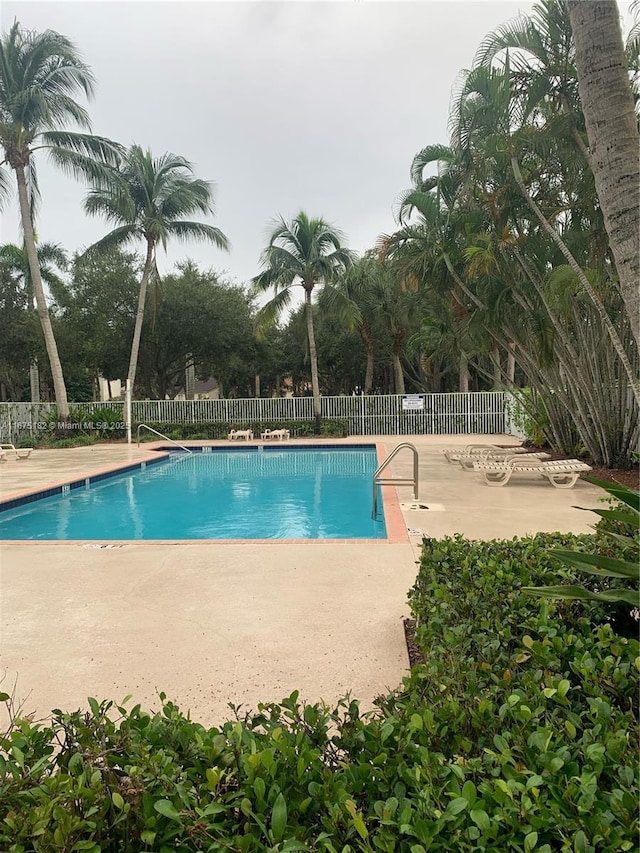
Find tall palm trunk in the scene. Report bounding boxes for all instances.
[567,0,640,347]
[185,359,195,400]
[392,341,405,395]
[15,165,69,419]
[459,352,470,393]
[444,252,487,310]
[364,348,375,395]
[304,288,322,433]
[28,288,40,401]
[127,239,155,395]
[29,359,40,403]
[507,341,516,385]
[360,324,375,394]
[491,345,502,388]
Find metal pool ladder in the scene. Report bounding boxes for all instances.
[137,424,193,454]
[372,442,419,519]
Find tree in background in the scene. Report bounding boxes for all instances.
[253,211,353,433]
[0,242,68,401]
[320,253,392,395]
[0,21,121,417]
[0,257,32,400]
[83,145,229,395]
[51,248,141,396]
[134,262,255,399]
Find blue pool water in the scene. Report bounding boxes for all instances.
[0,447,386,540]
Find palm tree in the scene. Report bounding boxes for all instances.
[253,212,353,433]
[474,0,639,348]
[474,0,586,151]
[0,241,67,401]
[320,253,385,395]
[566,0,640,346]
[379,155,487,394]
[0,21,121,418]
[450,62,639,407]
[83,145,229,395]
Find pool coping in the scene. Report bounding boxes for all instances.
[0,441,408,545]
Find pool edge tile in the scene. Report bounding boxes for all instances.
[375,441,409,544]
[0,451,171,511]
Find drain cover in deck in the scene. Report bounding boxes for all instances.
[400,502,445,512]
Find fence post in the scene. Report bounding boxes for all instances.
[125,382,132,445]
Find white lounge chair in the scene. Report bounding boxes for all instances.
[443,444,531,464]
[227,429,253,441]
[261,429,290,441]
[457,450,550,471]
[473,457,592,488]
[0,443,32,460]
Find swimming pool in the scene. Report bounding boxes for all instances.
[0,446,387,541]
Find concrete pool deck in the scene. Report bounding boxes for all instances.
[0,435,603,727]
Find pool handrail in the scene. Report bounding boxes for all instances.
[136,423,193,454]
[372,442,418,519]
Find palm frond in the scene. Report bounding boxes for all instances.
[37,241,68,270]
[83,184,137,225]
[0,243,25,266]
[0,166,11,209]
[474,15,543,69]
[45,146,121,187]
[319,282,363,330]
[82,225,140,256]
[253,287,294,340]
[410,144,455,188]
[252,264,294,293]
[164,220,229,250]
[41,131,123,165]
[395,188,440,226]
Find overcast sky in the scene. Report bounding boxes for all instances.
[2,0,629,289]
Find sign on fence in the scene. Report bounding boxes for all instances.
[401,395,424,412]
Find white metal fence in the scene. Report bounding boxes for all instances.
[0,392,508,443]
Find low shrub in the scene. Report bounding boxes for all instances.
[525,480,639,611]
[33,432,101,448]
[0,531,636,851]
[33,405,127,445]
[402,531,638,850]
[136,419,349,441]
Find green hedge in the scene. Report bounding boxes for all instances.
[402,532,638,851]
[0,531,637,851]
[136,419,349,441]
[33,406,127,446]
[29,415,349,447]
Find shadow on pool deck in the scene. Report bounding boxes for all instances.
[0,435,603,727]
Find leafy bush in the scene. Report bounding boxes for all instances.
[34,432,101,448]
[37,404,127,443]
[0,531,636,851]
[525,480,639,608]
[404,532,638,850]
[136,419,349,441]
